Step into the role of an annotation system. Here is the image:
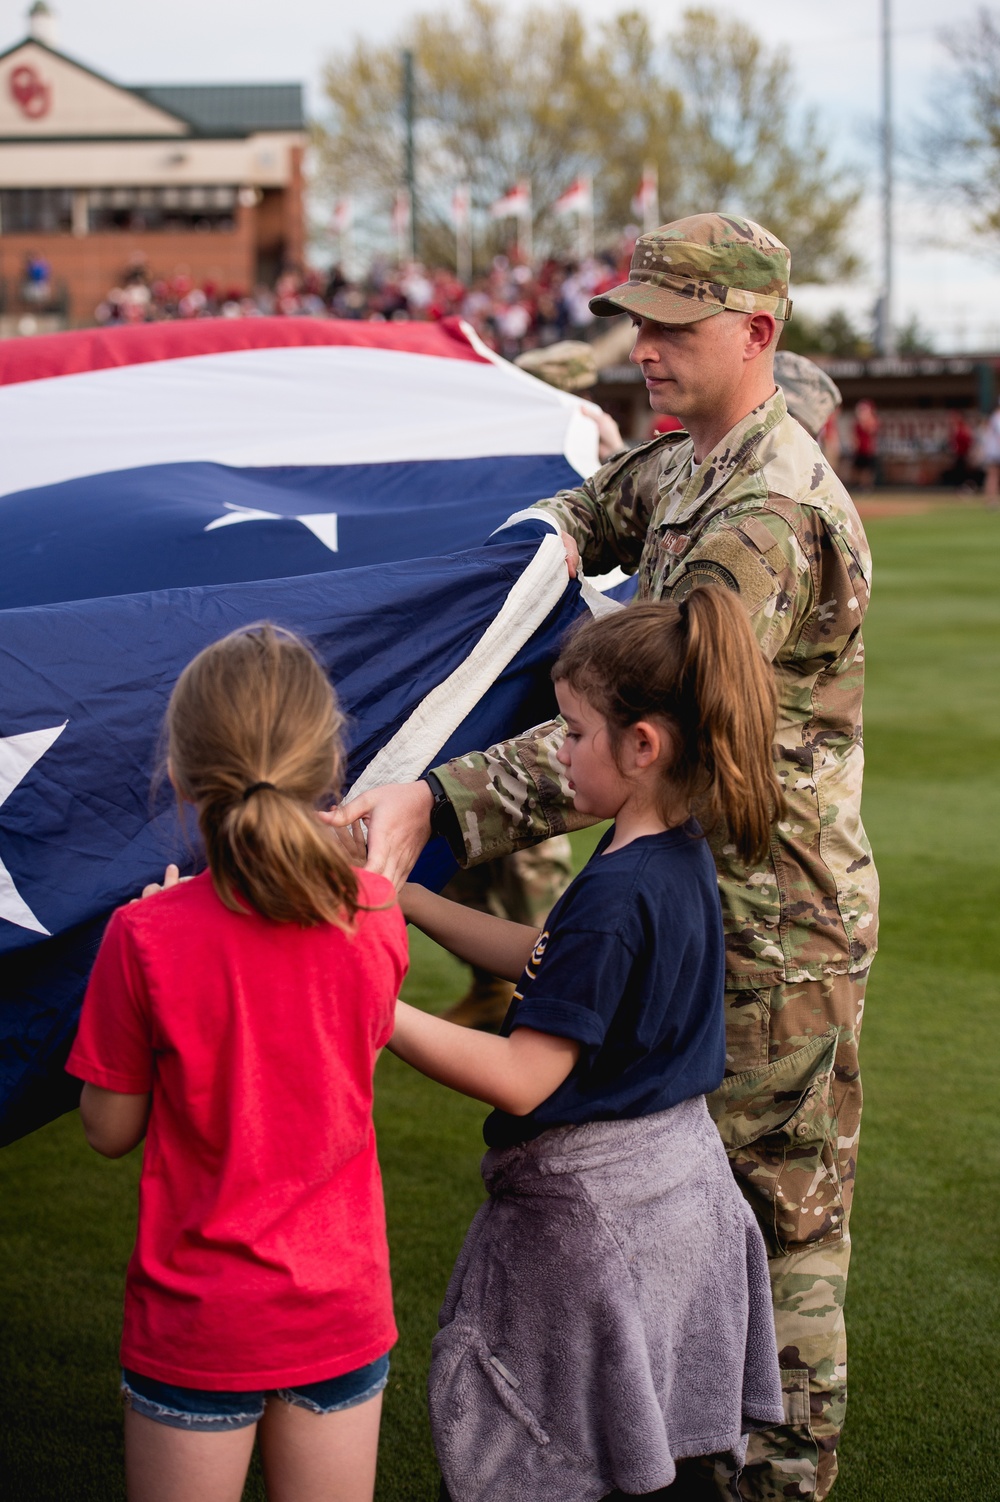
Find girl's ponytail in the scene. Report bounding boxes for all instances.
[553,588,784,865]
[167,623,361,927]
[677,586,783,865]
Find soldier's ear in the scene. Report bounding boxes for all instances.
[746,312,778,358]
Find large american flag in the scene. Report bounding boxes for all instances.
[0,315,617,1144]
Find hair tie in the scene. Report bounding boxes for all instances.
[677,595,691,627]
[242,781,276,801]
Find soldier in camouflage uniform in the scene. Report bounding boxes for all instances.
[336,215,876,1501]
[773,351,843,442]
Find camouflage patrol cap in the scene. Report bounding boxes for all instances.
[774,351,842,438]
[590,212,793,325]
[514,340,597,391]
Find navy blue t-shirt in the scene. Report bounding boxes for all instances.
[484,821,726,1149]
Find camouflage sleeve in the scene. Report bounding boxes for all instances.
[671,499,871,672]
[666,504,815,661]
[432,719,600,867]
[432,501,865,870]
[531,439,675,577]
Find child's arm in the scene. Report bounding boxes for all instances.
[79,1083,150,1158]
[401,882,540,982]
[388,1000,580,1115]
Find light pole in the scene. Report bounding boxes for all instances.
[877,0,894,356]
[402,50,418,261]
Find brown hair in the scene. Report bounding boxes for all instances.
[166,622,361,926]
[552,589,784,864]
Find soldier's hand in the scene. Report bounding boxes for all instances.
[325,780,434,889]
[560,531,580,579]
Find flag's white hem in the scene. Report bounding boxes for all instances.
[347,534,623,801]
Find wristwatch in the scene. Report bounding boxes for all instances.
[421,772,464,860]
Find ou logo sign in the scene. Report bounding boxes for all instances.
[9,64,52,119]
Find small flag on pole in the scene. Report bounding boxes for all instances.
[552,177,593,217]
[489,181,531,220]
[631,163,659,234]
[489,181,532,262]
[553,175,594,260]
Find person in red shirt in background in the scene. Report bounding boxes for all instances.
[67,624,407,1502]
[945,409,976,489]
[851,398,879,490]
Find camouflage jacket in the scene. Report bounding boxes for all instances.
[434,389,878,986]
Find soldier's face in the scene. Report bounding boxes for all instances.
[629,310,757,421]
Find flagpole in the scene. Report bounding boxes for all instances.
[394,190,410,266]
[877,0,894,356]
[520,181,533,264]
[457,215,471,283]
[579,174,593,260]
[402,50,418,260]
[332,198,352,274]
[644,162,658,233]
[454,184,472,283]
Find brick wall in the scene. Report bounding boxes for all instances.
[0,198,260,325]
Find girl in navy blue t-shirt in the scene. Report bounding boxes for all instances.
[390,587,786,1498]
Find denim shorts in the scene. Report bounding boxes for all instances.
[121,1353,390,1431]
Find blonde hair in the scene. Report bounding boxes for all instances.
[166,623,360,926]
[553,589,784,865]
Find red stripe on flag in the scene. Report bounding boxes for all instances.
[0,315,488,387]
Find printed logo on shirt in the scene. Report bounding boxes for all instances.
[527,929,550,975]
[512,928,550,1008]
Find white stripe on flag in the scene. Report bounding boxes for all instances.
[0,345,599,500]
[348,533,570,797]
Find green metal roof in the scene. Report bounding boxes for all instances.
[134,83,304,135]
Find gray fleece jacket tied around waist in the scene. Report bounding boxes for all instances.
[430,1095,783,1502]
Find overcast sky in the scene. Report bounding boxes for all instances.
[1,0,996,349]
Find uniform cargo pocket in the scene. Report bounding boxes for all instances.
[707,1031,844,1256]
[739,1367,819,1499]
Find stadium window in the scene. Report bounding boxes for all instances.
[0,187,240,235]
[86,186,238,233]
[0,189,73,234]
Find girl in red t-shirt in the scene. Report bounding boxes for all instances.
[67,624,407,1502]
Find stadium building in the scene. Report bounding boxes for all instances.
[0,4,306,330]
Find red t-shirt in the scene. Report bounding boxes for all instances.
[66,868,407,1389]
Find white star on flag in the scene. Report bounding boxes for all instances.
[0,722,67,935]
[204,502,339,553]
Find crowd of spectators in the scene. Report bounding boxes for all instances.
[93,247,631,357]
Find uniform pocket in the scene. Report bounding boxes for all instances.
[741,1367,819,1500]
[722,987,771,1072]
[707,1030,844,1256]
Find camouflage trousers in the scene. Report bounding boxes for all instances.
[696,969,868,1502]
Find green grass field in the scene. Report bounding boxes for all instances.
[1,507,998,1500]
